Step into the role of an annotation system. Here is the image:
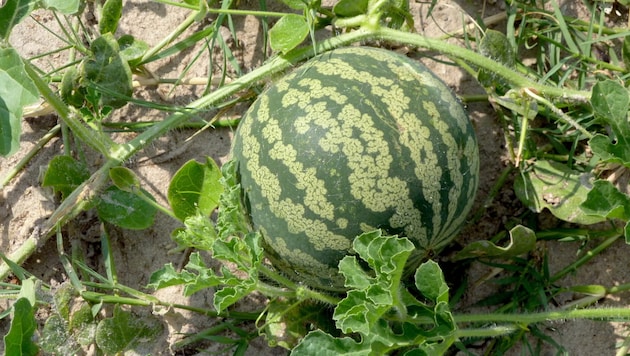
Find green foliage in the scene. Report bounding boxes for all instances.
[167,158,223,221]
[95,185,157,230]
[3,0,630,354]
[82,33,133,109]
[99,0,123,35]
[42,155,91,200]
[4,298,39,356]
[269,14,310,53]
[0,48,39,156]
[95,305,163,355]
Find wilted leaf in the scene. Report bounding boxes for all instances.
[453,225,537,261]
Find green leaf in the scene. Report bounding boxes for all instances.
[581,179,630,242]
[82,33,133,108]
[147,262,197,290]
[39,0,80,14]
[118,35,149,67]
[624,35,630,71]
[95,305,162,355]
[0,0,37,41]
[95,185,157,229]
[334,231,414,335]
[42,155,90,200]
[99,0,123,34]
[3,298,39,356]
[264,300,333,350]
[168,157,223,221]
[415,260,449,303]
[333,0,368,17]
[591,79,629,123]
[172,213,216,250]
[279,0,309,10]
[514,159,604,224]
[589,79,630,166]
[269,14,309,53]
[109,166,140,192]
[291,330,369,355]
[453,225,537,261]
[0,48,39,156]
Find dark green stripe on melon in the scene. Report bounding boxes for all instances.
[232,46,479,291]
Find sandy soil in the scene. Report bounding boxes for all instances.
[1,0,629,355]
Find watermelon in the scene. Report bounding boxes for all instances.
[231,46,479,291]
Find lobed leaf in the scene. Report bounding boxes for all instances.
[415,260,448,304]
[291,330,369,355]
[95,305,163,355]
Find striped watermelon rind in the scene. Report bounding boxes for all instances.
[231,46,479,291]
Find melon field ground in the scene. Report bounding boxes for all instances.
[2,0,630,355]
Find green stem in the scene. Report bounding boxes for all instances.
[455,307,630,325]
[455,325,520,339]
[373,27,591,102]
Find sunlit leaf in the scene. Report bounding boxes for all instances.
[99,0,123,34]
[0,0,37,41]
[514,159,604,224]
[269,14,309,53]
[292,330,369,355]
[109,166,140,192]
[581,179,630,242]
[415,260,449,303]
[82,33,132,108]
[0,48,39,156]
[589,79,630,166]
[39,0,80,14]
[168,157,223,221]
